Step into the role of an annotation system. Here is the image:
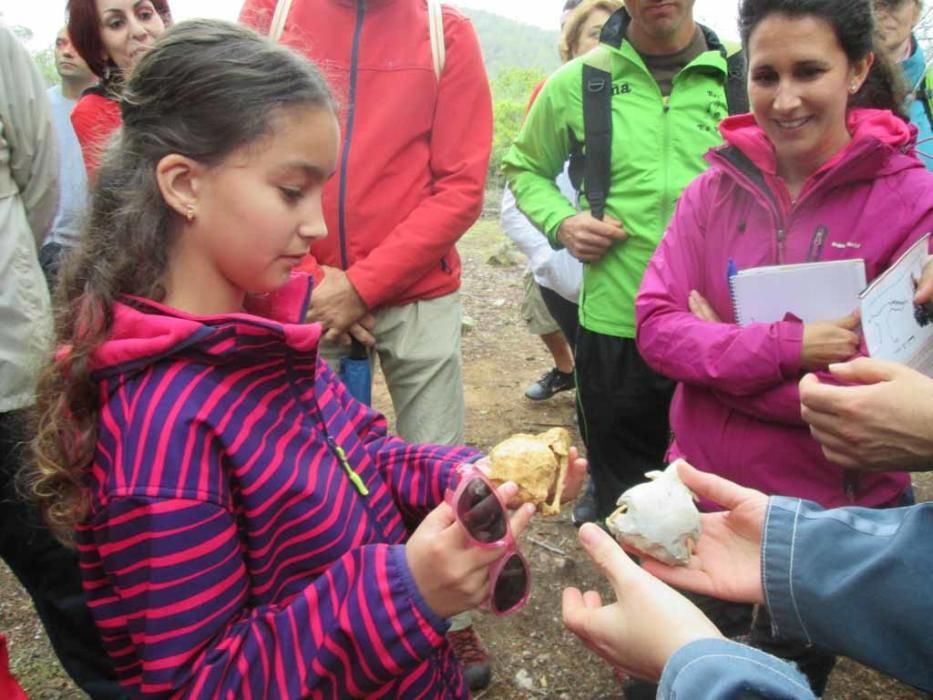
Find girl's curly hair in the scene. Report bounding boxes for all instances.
[26,19,335,545]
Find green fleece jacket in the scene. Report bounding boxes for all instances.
[503,11,730,338]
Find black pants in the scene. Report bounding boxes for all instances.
[574,329,674,519]
[38,242,67,293]
[539,286,579,354]
[0,411,125,699]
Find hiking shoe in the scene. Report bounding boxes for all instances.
[448,626,492,691]
[524,367,574,401]
[572,478,598,527]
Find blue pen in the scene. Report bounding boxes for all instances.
[727,257,738,283]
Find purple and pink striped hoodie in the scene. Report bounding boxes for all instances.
[75,274,479,698]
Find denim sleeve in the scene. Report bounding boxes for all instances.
[659,639,814,698]
[763,497,933,692]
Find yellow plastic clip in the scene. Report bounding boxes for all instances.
[335,445,369,497]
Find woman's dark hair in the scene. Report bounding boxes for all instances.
[28,19,336,545]
[67,0,173,84]
[738,0,908,118]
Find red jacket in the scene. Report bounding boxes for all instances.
[240,0,493,310]
[71,89,121,178]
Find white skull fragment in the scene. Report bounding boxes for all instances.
[605,459,700,566]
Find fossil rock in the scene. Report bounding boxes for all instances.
[487,427,571,516]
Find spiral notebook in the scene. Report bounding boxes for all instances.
[729,259,867,326]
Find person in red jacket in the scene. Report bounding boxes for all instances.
[239,0,494,687]
[68,0,172,176]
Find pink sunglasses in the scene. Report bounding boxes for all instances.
[446,466,531,615]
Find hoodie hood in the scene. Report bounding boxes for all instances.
[718,108,917,177]
[88,273,319,376]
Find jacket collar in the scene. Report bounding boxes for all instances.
[599,7,727,58]
[709,109,921,213]
[89,273,320,375]
[330,0,395,7]
[716,108,916,174]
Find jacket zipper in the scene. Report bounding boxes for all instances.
[660,95,672,225]
[844,471,857,503]
[776,227,786,264]
[328,437,370,497]
[309,387,370,497]
[806,225,827,262]
[336,0,367,270]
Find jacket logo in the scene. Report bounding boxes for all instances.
[612,82,632,96]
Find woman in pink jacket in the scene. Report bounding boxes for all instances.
[635,0,933,693]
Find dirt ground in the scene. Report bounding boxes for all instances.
[1,215,930,699]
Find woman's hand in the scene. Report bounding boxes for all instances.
[688,290,722,322]
[800,358,933,471]
[914,255,933,305]
[562,523,724,681]
[406,482,535,619]
[639,462,768,606]
[800,312,860,370]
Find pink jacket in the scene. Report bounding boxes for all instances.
[636,109,933,508]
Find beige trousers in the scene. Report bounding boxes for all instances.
[319,291,465,445]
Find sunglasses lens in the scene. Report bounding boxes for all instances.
[492,552,529,614]
[456,477,507,543]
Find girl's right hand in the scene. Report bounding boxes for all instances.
[800,312,860,370]
[405,482,536,619]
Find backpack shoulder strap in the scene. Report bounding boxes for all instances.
[725,48,748,116]
[269,0,294,41]
[920,67,933,128]
[580,63,613,221]
[428,0,446,81]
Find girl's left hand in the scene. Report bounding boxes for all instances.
[688,290,721,322]
[559,446,587,504]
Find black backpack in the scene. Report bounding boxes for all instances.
[571,48,748,220]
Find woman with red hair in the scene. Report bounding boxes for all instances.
[68,0,171,176]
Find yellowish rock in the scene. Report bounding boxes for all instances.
[487,427,571,516]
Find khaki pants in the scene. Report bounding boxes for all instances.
[319,291,465,445]
[520,269,560,336]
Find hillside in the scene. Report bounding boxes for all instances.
[460,7,560,77]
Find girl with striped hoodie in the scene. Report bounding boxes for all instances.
[26,20,582,698]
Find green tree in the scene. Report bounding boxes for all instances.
[463,8,559,78]
[33,47,60,87]
[10,25,60,86]
[488,66,547,187]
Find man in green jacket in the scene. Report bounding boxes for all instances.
[503,1,733,521]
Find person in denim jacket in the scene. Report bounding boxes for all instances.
[563,457,933,697]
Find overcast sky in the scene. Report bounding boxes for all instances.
[3,0,740,51]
